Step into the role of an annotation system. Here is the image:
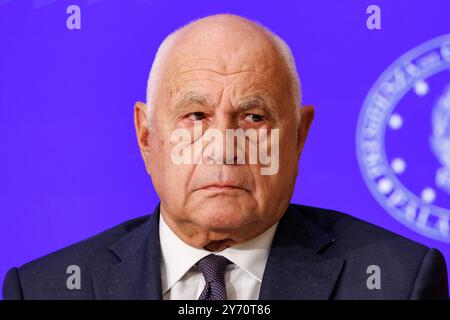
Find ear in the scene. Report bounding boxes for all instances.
[296,105,315,160]
[134,101,152,174]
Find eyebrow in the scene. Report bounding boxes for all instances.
[236,96,277,115]
[172,91,212,114]
[172,91,277,116]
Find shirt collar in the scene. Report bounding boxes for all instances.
[159,212,279,295]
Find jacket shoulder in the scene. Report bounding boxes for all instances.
[3,215,150,299]
[22,215,150,269]
[290,204,448,299]
[291,203,429,253]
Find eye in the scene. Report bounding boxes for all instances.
[244,114,264,123]
[187,112,206,121]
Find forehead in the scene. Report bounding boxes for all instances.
[170,28,284,76]
[164,52,289,107]
[151,23,295,112]
[174,68,277,97]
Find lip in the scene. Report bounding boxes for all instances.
[197,183,248,192]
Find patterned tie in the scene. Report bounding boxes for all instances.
[196,254,232,300]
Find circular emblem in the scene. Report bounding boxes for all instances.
[356,34,450,243]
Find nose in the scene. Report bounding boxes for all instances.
[202,112,241,165]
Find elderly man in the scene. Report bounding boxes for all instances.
[3,14,448,300]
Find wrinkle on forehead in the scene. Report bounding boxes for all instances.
[173,65,277,93]
[171,67,280,104]
[177,68,274,77]
[173,44,281,76]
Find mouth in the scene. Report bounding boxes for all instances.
[197,183,249,193]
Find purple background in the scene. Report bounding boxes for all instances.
[1,0,449,299]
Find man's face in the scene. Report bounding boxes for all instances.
[135,26,314,247]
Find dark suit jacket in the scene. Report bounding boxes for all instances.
[2,203,449,299]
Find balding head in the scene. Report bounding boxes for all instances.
[134,13,314,251]
[146,14,301,126]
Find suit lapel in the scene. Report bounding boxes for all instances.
[92,204,162,300]
[259,205,345,300]
[91,203,343,300]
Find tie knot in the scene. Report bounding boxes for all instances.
[196,254,231,283]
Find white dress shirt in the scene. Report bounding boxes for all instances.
[159,213,279,300]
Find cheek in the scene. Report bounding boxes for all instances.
[152,164,195,213]
[148,130,173,167]
[147,132,177,185]
[250,147,297,199]
[251,174,294,218]
[249,171,275,200]
[279,128,300,159]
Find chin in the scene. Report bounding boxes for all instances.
[193,199,253,231]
